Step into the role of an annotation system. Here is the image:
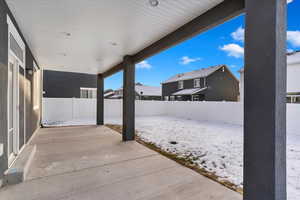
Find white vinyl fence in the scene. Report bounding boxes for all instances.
[43,98,300,131]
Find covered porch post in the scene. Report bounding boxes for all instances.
[244,0,286,200]
[97,74,104,125]
[122,55,135,141]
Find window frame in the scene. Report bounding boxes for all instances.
[178,80,184,89]
[194,78,201,88]
[80,87,97,99]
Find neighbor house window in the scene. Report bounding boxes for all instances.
[194,79,200,88]
[178,81,184,89]
[80,88,97,99]
[33,62,40,110]
[164,96,169,101]
[170,96,175,101]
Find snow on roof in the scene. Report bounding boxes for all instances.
[104,91,114,97]
[172,87,207,96]
[162,65,224,84]
[288,50,300,65]
[135,84,162,96]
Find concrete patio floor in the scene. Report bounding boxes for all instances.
[0,126,242,200]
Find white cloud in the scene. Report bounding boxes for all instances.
[287,31,300,47]
[136,61,152,69]
[287,0,294,4]
[220,44,244,58]
[180,56,201,65]
[231,27,244,42]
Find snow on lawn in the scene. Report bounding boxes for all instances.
[106,116,300,200]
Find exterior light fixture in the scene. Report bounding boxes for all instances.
[26,68,33,75]
[149,0,159,7]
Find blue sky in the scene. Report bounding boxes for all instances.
[105,0,300,90]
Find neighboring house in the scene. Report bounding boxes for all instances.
[239,50,300,103]
[287,50,300,103]
[104,89,115,99]
[162,65,239,101]
[109,83,162,100]
[43,70,97,98]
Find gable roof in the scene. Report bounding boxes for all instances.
[162,65,224,84]
[135,84,162,96]
[287,50,300,65]
[115,83,162,96]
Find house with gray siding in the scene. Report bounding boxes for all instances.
[239,50,300,103]
[162,65,239,101]
[109,83,162,100]
[43,70,97,99]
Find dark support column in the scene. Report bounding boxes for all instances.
[122,56,135,141]
[244,0,286,200]
[97,74,104,125]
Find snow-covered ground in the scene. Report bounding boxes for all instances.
[105,116,300,200]
[43,116,300,199]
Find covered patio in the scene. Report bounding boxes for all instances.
[0,126,241,200]
[1,0,288,199]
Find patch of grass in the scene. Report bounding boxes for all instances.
[105,124,243,194]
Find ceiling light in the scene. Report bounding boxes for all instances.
[61,32,71,37]
[110,42,118,46]
[58,53,67,57]
[149,0,159,7]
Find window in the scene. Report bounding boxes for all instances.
[170,96,175,101]
[80,88,97,99]
[33,63,40,110]
[194,79,200,88]
[164,96,169,101]
[178,81,184,89]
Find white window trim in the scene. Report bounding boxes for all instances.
[7,15,26,163]
[80,88,97,99]
[7,15,25,66]
[178,81,184,89]
[194,78,200,88]
[80,87,97,91]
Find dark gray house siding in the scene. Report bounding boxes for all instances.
[162,77,206,97]
[0,0,9,181]
[205,67,239,101]
[162,66,239,101]
[43,70,97,98]
[0,0,41,183]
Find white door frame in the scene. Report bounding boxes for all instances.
[7,15,26,166]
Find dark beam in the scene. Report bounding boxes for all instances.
[103,0,244,78]
[133,0,244,63]
[103,63,123,78]
[122,56,135,141]
[244,0,287,200]
[96,74,104,125]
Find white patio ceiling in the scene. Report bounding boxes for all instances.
[6,0,224,74]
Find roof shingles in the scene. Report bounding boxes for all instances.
[162,65,224,84]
